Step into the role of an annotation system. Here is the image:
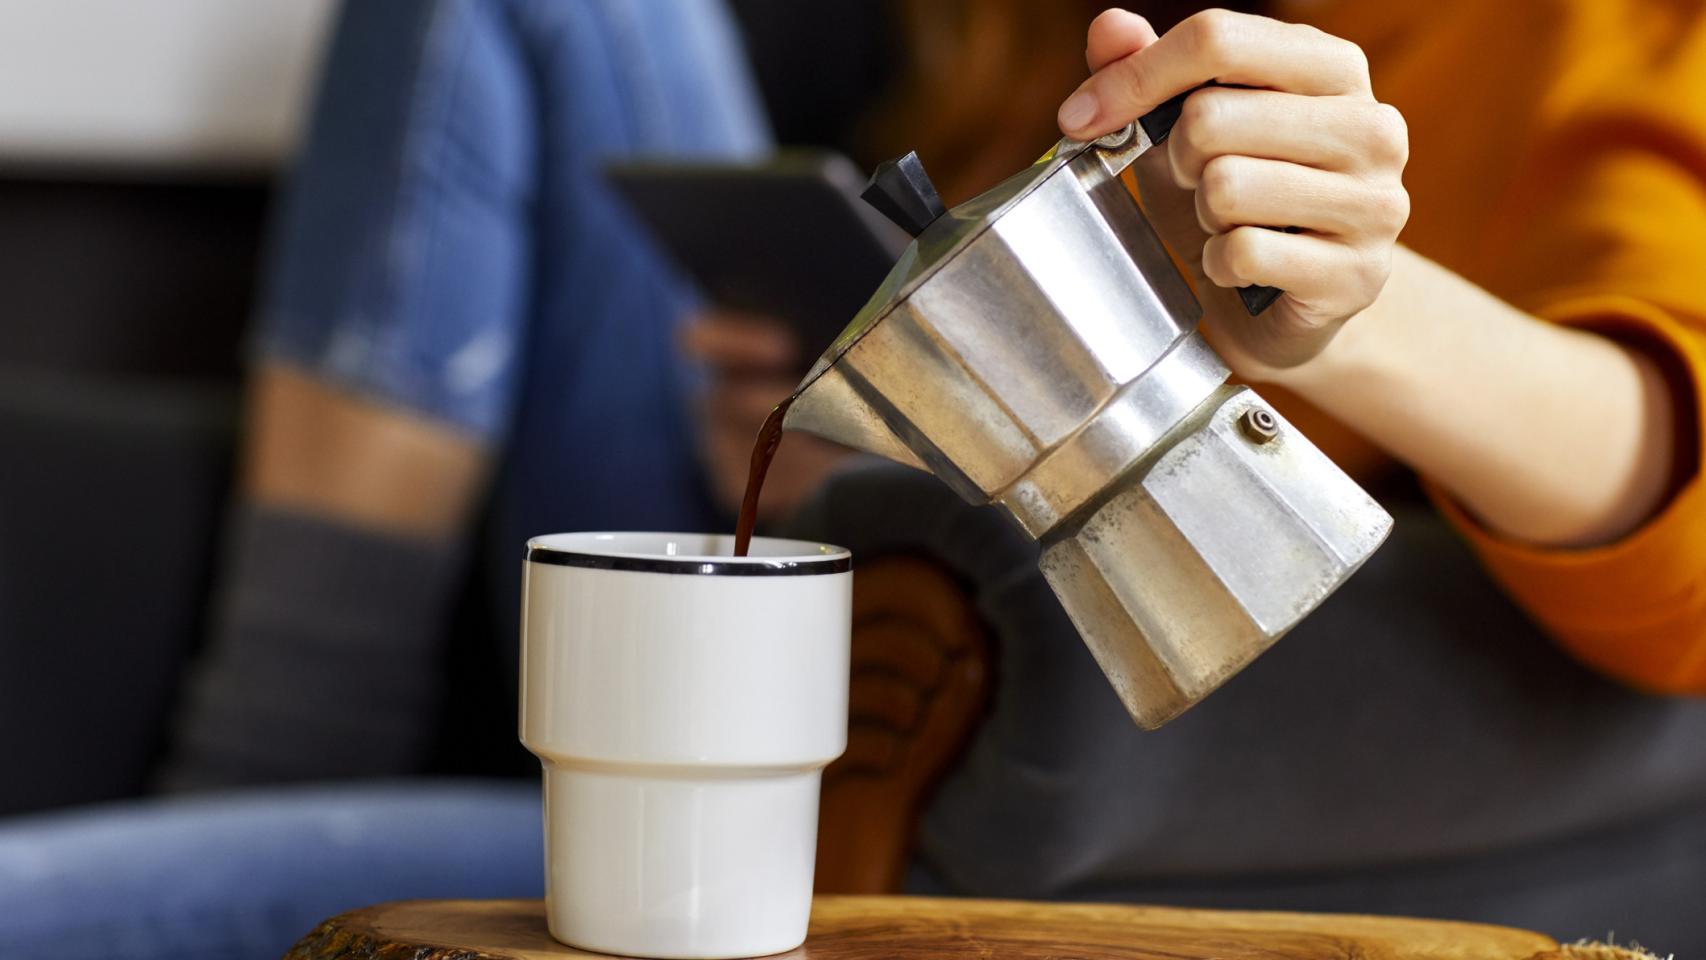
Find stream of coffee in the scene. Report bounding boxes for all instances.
[731,395,795,557]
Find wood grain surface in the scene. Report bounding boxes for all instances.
[285,895,1565,960]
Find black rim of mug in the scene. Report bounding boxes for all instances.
[525,545,851,577]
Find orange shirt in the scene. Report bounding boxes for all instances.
[1281,0,1706,692]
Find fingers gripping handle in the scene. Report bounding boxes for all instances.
[1138,87,1284,316]
[1234,283,1286,315]
[1136,87,1193,148]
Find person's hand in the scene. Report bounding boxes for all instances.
[1057,8,1409,379]
[678,310,851,518]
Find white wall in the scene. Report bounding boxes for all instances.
[0,0,337,168]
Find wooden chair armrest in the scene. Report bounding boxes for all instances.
[815,555,991,894]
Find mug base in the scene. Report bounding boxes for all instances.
[547,929,807,960]
[542,762,820,960]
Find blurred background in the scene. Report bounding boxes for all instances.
[0,0,1098,819]
[0,0,336,816]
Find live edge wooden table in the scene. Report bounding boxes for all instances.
[284,895,1636,960]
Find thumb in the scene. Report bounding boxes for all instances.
[1062,9,1160,135]
[1085,9,1159,72]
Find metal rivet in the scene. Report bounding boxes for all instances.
[1238,408,1279,444]
[1093,123,1136,151]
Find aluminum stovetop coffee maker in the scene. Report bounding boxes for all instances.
[784,93,1394,729]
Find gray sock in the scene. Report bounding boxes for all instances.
[154,503,463,792]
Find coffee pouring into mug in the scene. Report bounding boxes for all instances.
[740,87,1394,730]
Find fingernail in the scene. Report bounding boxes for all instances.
[1058,90,1099,132]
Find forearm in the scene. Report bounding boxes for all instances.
[1273,245,1678,547]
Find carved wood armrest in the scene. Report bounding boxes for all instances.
[815,555,991,894]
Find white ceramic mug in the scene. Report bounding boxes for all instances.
[520,532,852,959]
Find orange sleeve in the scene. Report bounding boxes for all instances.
[1429,142,1706,693]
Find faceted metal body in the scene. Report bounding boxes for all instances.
[786,126,1393,728]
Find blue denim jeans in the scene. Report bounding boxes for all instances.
[0,1,765,957]
[260,0,770,650]
[0,783,541,960]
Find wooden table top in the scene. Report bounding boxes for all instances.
[285,895,1591,960]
